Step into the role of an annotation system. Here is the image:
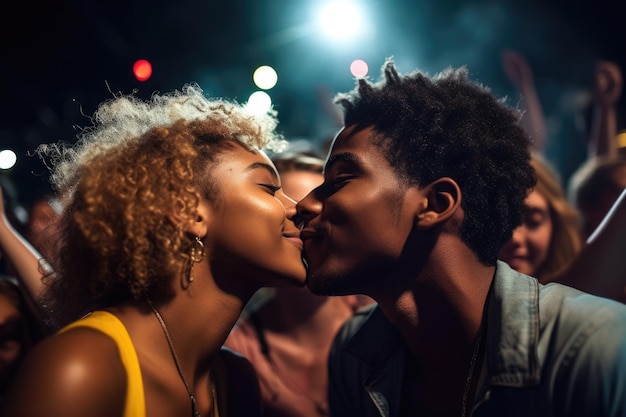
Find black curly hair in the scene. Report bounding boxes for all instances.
[334,58,536,265]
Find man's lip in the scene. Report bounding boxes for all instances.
[300,228,324,241]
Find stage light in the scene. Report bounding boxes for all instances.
[253,65,278,90]
[0,149,17,170]
[350,59,369,77]
[316,1,366,42]
[133,59,153,82]
[246,91,273,115]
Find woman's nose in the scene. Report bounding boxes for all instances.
[277,191,298,220]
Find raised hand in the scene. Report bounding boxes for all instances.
[594,61,623,108]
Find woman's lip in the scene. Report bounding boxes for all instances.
[285,236,303,250]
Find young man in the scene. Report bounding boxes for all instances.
[296,59,626,417]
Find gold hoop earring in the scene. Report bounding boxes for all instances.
[190,236,205,263]
[184,236,204,287]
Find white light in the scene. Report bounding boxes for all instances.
[0,150,17,170]
[253,65,278,90]
[316,2,365,41]
[246,91,273,115]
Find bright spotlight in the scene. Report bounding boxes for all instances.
[316,2,365,42]
[246,91,273,115]
[0,149,17,170]
[253,65,278,90]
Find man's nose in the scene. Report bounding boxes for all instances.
[295,189,322,226]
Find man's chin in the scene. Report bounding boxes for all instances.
[305,268,356,297]
[305,270,335,296]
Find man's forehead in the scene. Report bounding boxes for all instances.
[330,124,374,150]
[324,125,389,175]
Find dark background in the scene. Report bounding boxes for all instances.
[1,0,625,208]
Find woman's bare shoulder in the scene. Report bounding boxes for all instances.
[2,327,127,417]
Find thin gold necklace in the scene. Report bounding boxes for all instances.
[148,300,201,417]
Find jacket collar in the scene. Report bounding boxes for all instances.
[485,261,541,386]
[344,261,542,387]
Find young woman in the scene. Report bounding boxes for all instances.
[498,154,584,282]
[1,84,306,417]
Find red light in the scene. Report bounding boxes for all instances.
[133,59,152,82]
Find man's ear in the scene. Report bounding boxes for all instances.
[415,177,461,230]
[168,198,213,239]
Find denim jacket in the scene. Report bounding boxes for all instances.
[328,261,626,417]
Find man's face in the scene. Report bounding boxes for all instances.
[297,125,419,296]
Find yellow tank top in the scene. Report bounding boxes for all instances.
[60,311,145,417]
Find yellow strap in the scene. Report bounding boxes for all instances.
[60,311,145,417]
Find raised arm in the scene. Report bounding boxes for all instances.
[0,187,49,302]
[588,61,622,158]
[501,49,549,153]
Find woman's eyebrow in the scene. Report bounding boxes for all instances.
[246,162,279,179]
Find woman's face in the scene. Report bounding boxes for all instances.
[204,144,306,288]
[498,190,553,276]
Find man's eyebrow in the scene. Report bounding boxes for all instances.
[246,162,279,179]
[324,152,360,174]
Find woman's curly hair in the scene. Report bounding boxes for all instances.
[334,58,536,265]
[39,84,287,327]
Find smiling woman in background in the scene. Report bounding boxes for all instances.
[498,154,584,282]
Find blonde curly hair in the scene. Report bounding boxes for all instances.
[39,84,287,326]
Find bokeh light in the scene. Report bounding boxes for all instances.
[253,65,278,90]
[133,59,153,82]
[350,59,369,78]
[246,91,273,115]
[0,149,17,170]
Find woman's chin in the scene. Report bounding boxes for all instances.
[505,258,533,276]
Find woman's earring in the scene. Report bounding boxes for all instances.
[184,236,205,287]
[190,236,205,263]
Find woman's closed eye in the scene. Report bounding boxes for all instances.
[261,184,281,195]
[522,208,548,230]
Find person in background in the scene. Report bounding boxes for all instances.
[0,186,50,307]
[569,155,626,238]
[225,151,369,417]
[0,277,47,400]
[498,154,584,282]
[567,60,625,238]
[501,50,626,298]
[2,84,307,417]
[551,187,626,303]
[500,49,549,152]
[23,194,61,262]
[296,59,626,416]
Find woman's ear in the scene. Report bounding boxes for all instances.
[168,198,213,239]
[415,177,462,230]
[187,198,212,238]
